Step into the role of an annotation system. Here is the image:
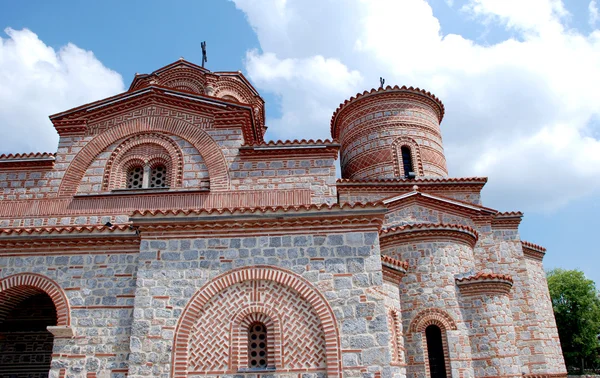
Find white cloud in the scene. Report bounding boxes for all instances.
[0,28,124,153]
[590,0,599,27]
[232,0,600,212]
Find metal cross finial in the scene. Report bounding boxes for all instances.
[201,41,208,68]
[380,77,385,89]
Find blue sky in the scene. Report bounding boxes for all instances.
[0,0,599,284]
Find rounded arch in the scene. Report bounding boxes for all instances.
[60,116,229,196]
[231,305,282,370]
[171,266,341,378]
[409,308,457,334]
[392,136,424,177]
[0,273,70,326]
[213,78,255,104]
[102,133,184,190]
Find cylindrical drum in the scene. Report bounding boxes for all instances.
[331,86,448,180]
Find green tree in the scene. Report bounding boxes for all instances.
[547,269,600,373]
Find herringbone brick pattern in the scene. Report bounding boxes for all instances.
[187,279,326,373]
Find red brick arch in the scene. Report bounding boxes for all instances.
[0,273,70,326]
[231,305,282,370]
[171,266,341,378]
[409,307,457,333]
[59,116,230,196]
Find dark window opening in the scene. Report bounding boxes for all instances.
[401,146,414,177]
[426,325,447,378]
[248,322,268,368]
[0,293,57,378]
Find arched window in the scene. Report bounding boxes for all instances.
[150,164,167,188]
[425,325,447,378]
[401,146,414,178]
[126,165,144,189]
[125,163,169,190]
[248,322,268,369]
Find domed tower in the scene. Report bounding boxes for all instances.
[331,86,447,180]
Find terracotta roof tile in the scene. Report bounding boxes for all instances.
[380,223,478,237]
[131,202,385,217]
[337,177,488,184]
[381,255,409,270]
[456,272,514,284]
[496,211,524,217]
[247,139,339,147]
[521,240,546,253]
[0,152,56,160]
[0,224,131,236]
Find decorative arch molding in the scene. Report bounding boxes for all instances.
[213,78,255,104]
[231,305,283,370]
[392,136,424,177]
[409,308,457,334]
[171,266,341,378]
[59,116,230,196]
[0,273,70,326]
[102,133,184,190]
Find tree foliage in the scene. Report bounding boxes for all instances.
[547,269,600,371]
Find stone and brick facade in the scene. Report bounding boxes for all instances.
[0,59,566,378]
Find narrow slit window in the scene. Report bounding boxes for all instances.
[248,322,268,369]
[426,325,447,378]
[126,166,144,189]
[401,146,414,177]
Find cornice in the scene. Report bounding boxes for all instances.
[331,85,445,139]
[456,272,514,296]
[130,203,386,237]
[379,223,478,248]
[381,254,409,284]
[491,211,523,229]
[238,139,340,159]
[521,240,546,261]
[0,225,139,254]
[382,190,497,218]
[0,152,56,170]
[49,87,264,143]
[336,177,487,194]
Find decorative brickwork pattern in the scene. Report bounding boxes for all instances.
[392,137,423,177]
[0,273,70,326]
[102,133,184,190]
[172,266,341,378]
[59,115,230,195]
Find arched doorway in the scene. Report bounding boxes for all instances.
[0,292,57,377]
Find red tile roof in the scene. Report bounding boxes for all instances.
[456,272,514,284]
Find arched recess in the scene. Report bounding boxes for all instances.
[0,273,70,326]
[171,266,341,378]
[102,133,184,190]
[392,136,424,177]
[59,116,230,196]
[213,78,255,104]
[409,308,455,378]
[231,305,282,370]
[409,308,457,334]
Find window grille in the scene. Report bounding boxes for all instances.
[248,322,268,368]
[150,165,167,188]
[126,166,144,189]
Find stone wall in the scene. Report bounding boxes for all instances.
[126,230,401,378]
[0,252,138,377]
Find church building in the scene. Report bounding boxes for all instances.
[0,59,567,378]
